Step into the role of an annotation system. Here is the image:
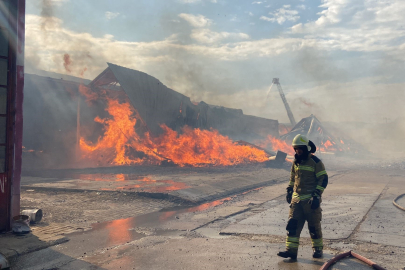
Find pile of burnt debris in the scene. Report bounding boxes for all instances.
[22,64,365,169]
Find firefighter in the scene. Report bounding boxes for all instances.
[277,134,328,260]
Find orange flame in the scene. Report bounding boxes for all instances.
[320,140,339,152]
[79,97,269,167]
[80,98,163,166]
[150,126,269,166]
[324,140,333,148]
[79,85,99,105]
[257,135,294,155]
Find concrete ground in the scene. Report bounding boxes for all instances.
[20,164,290,203]
[1,161,405,270]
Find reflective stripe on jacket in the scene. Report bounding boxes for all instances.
[288,154,328,201]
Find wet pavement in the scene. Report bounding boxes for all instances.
[220,177,384,239]
[67,188,262,248]
[21,165,292,203]
[22,173,191,194]
[7,168,405,269]
[355,175,405,247]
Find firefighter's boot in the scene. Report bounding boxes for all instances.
[277,250,297,260]
[312,247,323,258]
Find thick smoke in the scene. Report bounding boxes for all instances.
[40,0,55,30]
[154,12,241,105]
[24,1,405,159]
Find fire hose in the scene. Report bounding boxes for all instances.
[393,193,405,211]
[320,194,404,269]
[320,250,386,270]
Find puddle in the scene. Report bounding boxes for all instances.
[103,218,144,246]
[80,187,263,246]
[110,179,190,193]
[34,172,191,193]
[70,173,130,182]
[71,174,190,193]
[87,201,230,246]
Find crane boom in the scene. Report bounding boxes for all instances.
[272,78,296,126]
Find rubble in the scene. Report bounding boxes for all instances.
[23,65,280,169]
[281,114,367,155]
[90,63,279,140]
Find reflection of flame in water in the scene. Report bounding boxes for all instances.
[156,199,233,222]
[187,198,232,212]
[116,179,189,193]
[116,174,125,181]
[73,173,133,182]
[159,188,264,221]
[75,174,190,193]
[138,177,157,183]
[159,211,177,222]
[106,218,132,245]
[91,185,265,246]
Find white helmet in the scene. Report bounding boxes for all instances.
[292,134,312,152]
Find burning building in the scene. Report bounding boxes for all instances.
[23,63,280,169]
[280,114,367,154]
[89,63,279,140]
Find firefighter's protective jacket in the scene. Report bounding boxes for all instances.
[288,154,328,202]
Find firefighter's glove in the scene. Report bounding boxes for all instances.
[309,196,320,210]
[286,187,293,204]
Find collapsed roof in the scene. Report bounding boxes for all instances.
[280,114,365,153]
[89,63,279,141]
[23,64,281,169]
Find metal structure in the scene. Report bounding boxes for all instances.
[0,0,25,232]
[89,63,279,139]
[267,78,296,126]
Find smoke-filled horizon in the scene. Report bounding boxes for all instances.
[25,0,405,127]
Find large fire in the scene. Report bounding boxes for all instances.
[257,135,295,156]
[320,139,341,152]
[79,95,270,167]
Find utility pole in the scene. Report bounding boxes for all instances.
[267,78,296,126]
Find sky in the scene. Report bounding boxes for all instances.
[24,0,405,124]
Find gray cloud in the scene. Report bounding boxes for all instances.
[25,0,405,130]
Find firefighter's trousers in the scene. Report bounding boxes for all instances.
[285,200,323,253]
